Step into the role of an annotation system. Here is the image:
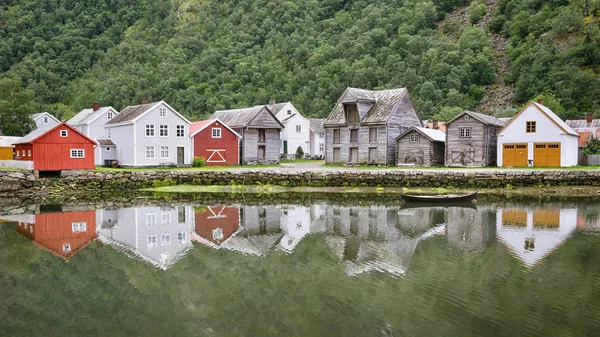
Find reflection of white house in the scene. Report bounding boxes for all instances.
[278,205,312,252]
[218,205,283,256]
[96,206,194,270]
[496,208,578,267]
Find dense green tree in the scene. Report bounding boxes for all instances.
[0,77,36,136]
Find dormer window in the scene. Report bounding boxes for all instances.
[343,103,360,124]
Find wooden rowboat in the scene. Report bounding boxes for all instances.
[400,192,477,203]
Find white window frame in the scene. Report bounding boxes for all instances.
[106,128,111,138]
[296,125,301,133]
[212,128,222,138]
[161,213,171,225]
[319,143,324,152]
[409,134,420,142]
[213,228,224,241]
[146,213,157,227]
[63,243,71,252]
[159,125,169,137]
[160,146,170,159]
[145,124,155,137]
[459,128,472,138]
[177,232,186,243]
[319,132,324,139]
[107,112,113,120]
[158,108,167,117]
[70,149,85,158]
[145,146,155,159]
[71,222,87,233]
[287,110,292,115]
[161,233,171,246]
[60,130,68,137]
[43,116,49,124]
[27,150,31,157]
[176,125,185,138]
[147,235,157,248]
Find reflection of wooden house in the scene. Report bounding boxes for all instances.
[445,111,505,167]
[496,208,577,267]
[16,210,97,260]
[194,206,240,245]
[445,206,496,251]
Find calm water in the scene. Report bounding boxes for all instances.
[1,195,600,337]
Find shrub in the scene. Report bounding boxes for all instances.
[584,137,600,155]
[469,2,487,24]
[192,156,206,167]
[295,146,304,159]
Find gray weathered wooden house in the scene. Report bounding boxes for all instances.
[445,111,505,167]
[210,106,283,164]
[396,126,445,166]
[324,87,422,165]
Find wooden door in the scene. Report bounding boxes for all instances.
[368,147,377,163]
[515,144,528,166]
[177,147,184,166]
[547,143,561,166]
[258,146,265,161]
[349,147,358,163]
[333,148,340,162]
[503,144,515,167]
[283,140,288,154]
[534,143,561,167]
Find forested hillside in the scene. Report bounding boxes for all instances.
[0,0,598,132]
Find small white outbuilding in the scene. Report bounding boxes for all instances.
[497,100,579,167]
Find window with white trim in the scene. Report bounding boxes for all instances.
[176,125,185,137]
[212,128,222,138]
[409,134,420,142]
[146,213,157,227]
[319,132,324,139]
[27,150,31,157]
[43,116,49,124]
[177,232,186,243]
[60,130,68,137]
[107,112,113,120]
[287,110,292,115]
[159,125,168,137]
[70,149,85,158]
[213,228,224,241]
[16,150,19,157]
[147,235,157,248]
[146,124,155,137]
[161,233,171,246]
[72,222,87,233]
[160,146,169,159]
[158,108,167,117]
[459,128,471,138]
[296,125,301,133]
[145,146,155,159]
[106,128,111,138]
[63,243,71,252]
[161,213,171,225]
[319,143,324,152]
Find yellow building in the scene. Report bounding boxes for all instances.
[0,136,20,160]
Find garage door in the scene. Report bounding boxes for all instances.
[502,144,528,167]
[534,143,561,167]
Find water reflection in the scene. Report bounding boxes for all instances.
[0,200,597,274]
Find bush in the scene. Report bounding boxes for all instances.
[192,156,206,167]
[295,146,304,159]
[584,137,600,155]
[469,2,487,24]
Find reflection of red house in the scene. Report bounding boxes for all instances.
[16,210,97,260]
[194,206,240,245]
[13,122,96,172]
[190,119,241,166]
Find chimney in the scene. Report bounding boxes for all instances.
[269,99,276,105]
[587,113,594,124]
[141,97,148,105]
[537,98,544,105]
[92,102,100,111]
[432,118,439,130]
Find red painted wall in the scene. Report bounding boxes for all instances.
[16,210,97,259]
[193,121,239,165]
[194,206,240,245]
[16,123,96,171]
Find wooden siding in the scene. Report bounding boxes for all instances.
[242,128,280,164]
[445,115,500,167]
[0,147,12,160]
[192,120,239,165]
[396,130,444,166]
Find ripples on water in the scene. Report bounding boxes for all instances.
[1,196,600,336]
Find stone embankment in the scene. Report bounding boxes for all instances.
[1,169,600,197]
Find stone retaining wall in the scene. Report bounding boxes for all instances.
[1,169,600,197]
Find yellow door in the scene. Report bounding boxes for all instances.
[515,144,528,166]
[547,143,561,166]
[503,144,515,167]
[534,144,548,167]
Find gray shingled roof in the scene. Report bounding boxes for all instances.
[14,124,58,144]
[566,119,600,128]
[96,138,116,146]
[308,118,325,133]
[267,103,288,115]
[447,111,506,127]
[324,87,408,126]
[107,102,157,125]
[396,126,445,142]
[30,112,59,122]
[210,106,266,128]
[0,136,21,147]
[68,107,115,125]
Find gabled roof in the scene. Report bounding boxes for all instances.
[68,106,117,126]
[14,122,97,145]
[189,119,242,138]
[446,110,506,127]
[107,101,190,126]
[31,112,60,123]
[324,87,412,126]
[565,118,600,129]
[308,118,325,133]
[497,101,578,136]
[267,102,289,115]
[0,136,21,147]
[396,126,445,142]
[96,138,116,146]
[211,105,284,128]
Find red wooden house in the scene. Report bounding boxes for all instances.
[190,119,241,166]
[13,122,96,173]
[194,206,241,246]
[16,210,97,260]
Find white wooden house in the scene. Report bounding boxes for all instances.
[67,102,119,166]
[105,100,191,167]
[497,100,579,167]
[308,118,326,159]
[269,102,311,158]
[30,112,60,129]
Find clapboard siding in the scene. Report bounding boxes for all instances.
[445,114,501,167]
[242,128,280,164]
[249,109,283,129]
[396,130,445,166]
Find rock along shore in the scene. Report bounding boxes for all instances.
[1,169,600,198]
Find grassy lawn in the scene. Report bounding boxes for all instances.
[280,159,323,163]
[321,164,600,171]
[95,163,280,172]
